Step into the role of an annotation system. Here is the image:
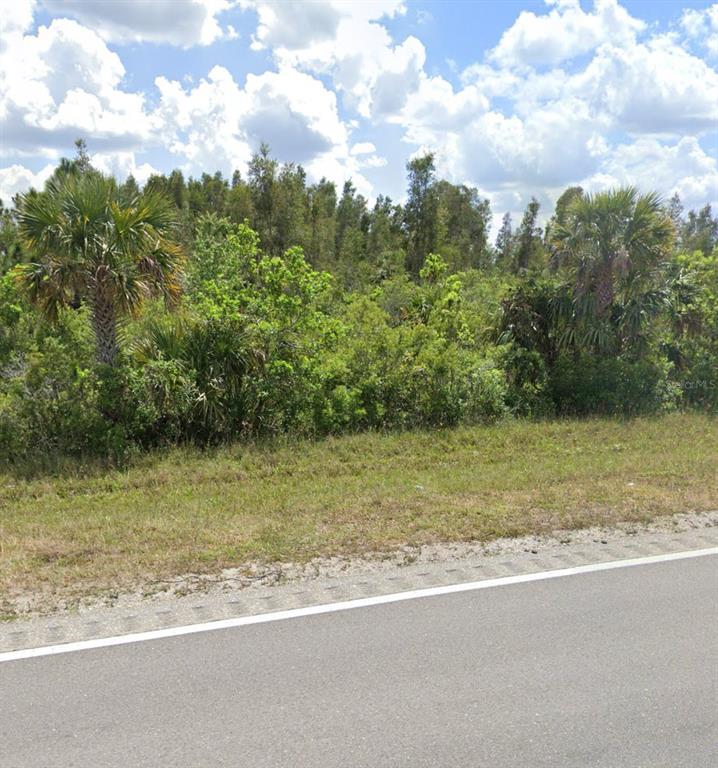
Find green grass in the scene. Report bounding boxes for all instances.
[1,413,716,615]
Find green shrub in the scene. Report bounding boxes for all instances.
[678,355,718,412]
[2,214,714,467]
[549,355,675,416]
[667,251,718,412]
[497,344,554,417]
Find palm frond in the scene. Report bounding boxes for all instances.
[14,170,185,363]
[11,261,75,323]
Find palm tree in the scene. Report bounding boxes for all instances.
[551,187,674,319]
[15,172,184,365]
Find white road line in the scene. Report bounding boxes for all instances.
[2,547,716,663]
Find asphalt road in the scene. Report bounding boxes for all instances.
[1,555,716,767]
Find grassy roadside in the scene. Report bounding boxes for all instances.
[1,413,716,617]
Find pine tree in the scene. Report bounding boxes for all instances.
[73,138,92,173]
[667,193,683,251]
[514,198,543,272]
[404,153,438,277]
[683,204,717,255]
[495,212,513,269]
[248,143,278,252]
[119,174,140,203]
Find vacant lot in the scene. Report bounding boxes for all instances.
[1,413,716,617]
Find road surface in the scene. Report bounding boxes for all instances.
[1,553,716,767]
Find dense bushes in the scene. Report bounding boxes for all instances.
[0,223,510,464]
[1,168,716,468]
[548,355,675,416]
[309,300,508,432]
[666,251,718,412]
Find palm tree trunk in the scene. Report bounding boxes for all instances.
[91,287,119,366]
[596,261,614,316]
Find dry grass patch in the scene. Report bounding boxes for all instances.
[0,413,716,615]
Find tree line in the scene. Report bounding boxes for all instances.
[0,140,716,467]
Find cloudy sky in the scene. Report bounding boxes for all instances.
[1,0,717,227]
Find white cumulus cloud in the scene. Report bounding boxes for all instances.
[243,1,418,118]
[154,64,370,194]
[2,0,717,222]
[90,152,158,186]
[680,4,718,57]
[490,0,645,69]
[42,0,235,47]
[581,137,718,211]
[0,0,36,50]
[0,162,54,204]
[568,36,718,135]
[0,19,152,157]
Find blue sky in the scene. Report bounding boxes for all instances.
[1,0,716,228]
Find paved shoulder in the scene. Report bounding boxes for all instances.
[1,551,717,767]
[2,516,717,653]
